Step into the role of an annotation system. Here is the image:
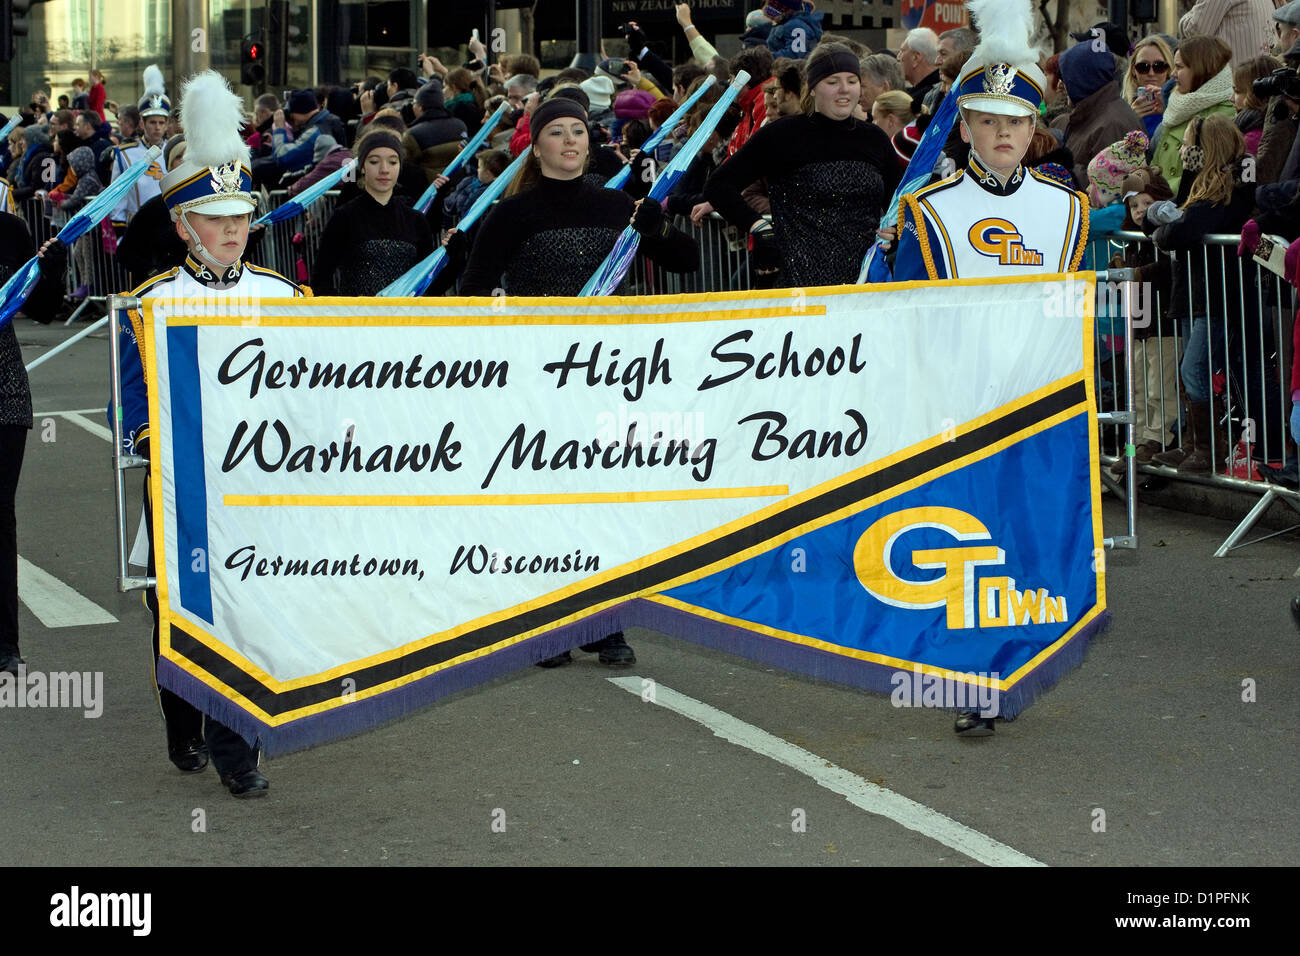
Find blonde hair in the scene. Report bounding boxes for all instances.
[1182,113,1244,209]
[872,90,915,125]
[1123,35,1175,100]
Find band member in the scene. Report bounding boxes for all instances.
[891,0,1090,736]
[108,65,170,229]
[892,0,1088,283]
[115,71,305,797]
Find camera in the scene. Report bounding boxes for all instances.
[1253,66,1300,100]
[616,22,633,36]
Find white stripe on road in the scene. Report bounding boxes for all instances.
[18,557,119,628]
[608,676,1045,867]
[32,408,105,417]
[56,412,113,443]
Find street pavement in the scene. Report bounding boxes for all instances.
[2,317,1297,867]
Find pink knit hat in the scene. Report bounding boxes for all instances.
[1087,130,1149,208]
[614,89,655,120]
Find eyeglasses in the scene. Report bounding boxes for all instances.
[1134,61,1169,75]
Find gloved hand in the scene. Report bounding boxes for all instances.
[441,227,468,264]
[630,198,666,237]
[132,434,150,463]
[1239,218,1261,257]
[1146,200,1183,226]
[625,24,649,55]
[37,238,67,282]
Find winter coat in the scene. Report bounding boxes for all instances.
[1150,67,1235,196]
[1052,78,1144,189]
[402,107,468,184]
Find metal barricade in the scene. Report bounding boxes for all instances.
[256,188,341,286]
[1097,229,1300,555]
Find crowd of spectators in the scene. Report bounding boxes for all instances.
[4,1,1300,473]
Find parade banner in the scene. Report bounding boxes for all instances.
[138,275,1107,755]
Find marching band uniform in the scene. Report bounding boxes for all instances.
[115,71,303,797]
[890,0,1090,736]
[893,147,1088,280]
[109,66,170,228]
[893,8,1089,283]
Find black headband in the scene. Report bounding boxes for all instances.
[805,51,862,91]
[530,97,588,144]
[355,130,403,164]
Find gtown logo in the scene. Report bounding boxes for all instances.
[854,506,1068,630]
[968,218,1044,266]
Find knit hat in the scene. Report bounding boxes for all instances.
[287,89,318,115]
[529,97,588,143]
[22,125,50,147]
[614,89,655,120]
[954,0,1048,118]
[745,9,774,29]
[1058,39,1117,104]
[763,1,814,20]
[550,85,591,112]
[415,78,445,112]
[1086,130,1149,208]
[355,130,403,165]
[581,75,616,111]
[891,123,922,167]
[138,64,170,119]
[159,71,254,218]
[1276,0,1300,26]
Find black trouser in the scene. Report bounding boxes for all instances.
[0,425,27,659]
[143,471,259,775]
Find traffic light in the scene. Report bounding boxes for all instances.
[1,1,34,64]
[240,34,265,86]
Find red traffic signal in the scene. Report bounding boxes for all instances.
[241,34,265,86]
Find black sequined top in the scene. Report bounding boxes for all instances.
[704,112,901,287]
[459,174,697,297]
[311,191,435,296]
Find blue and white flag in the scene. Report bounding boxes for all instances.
[253,159,357,227]
[0,145,162,329]
[378,146,531,298]
[414,100,511,214]
[581,72,750,297]
[857,86,960,283]
[604,75,716,192]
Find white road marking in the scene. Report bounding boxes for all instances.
[18,557,119,628]
[32,408,105,417]
[608,675,1045,867]
[55,412,113,443]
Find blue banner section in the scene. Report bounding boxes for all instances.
[663,413,1098,679]
[167,326,214,624]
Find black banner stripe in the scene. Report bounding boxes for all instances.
[169,380,1087,715]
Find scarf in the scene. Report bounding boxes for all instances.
[1162,66,1233,130]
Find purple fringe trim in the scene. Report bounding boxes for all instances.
[156,600,1110,756]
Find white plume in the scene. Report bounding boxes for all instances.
[178,71,250,169]
[142,63,166,97]
[965,0,1039,66]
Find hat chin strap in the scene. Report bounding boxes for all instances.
[179,210,236,274]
